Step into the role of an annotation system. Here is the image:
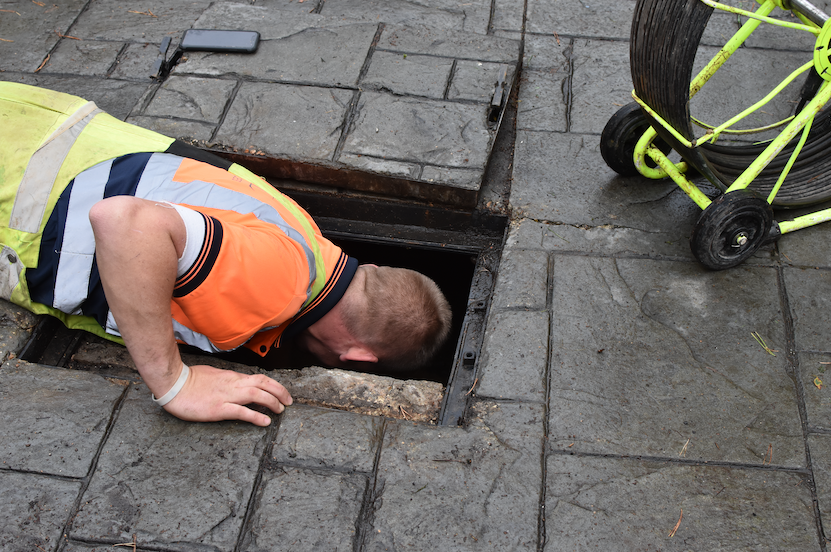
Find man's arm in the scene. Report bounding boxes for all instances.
[89,196,292,426]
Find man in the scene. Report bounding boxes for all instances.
[0,82,452,426]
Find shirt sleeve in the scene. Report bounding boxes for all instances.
[170,207,313,351]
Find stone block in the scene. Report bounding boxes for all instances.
[448,60,515,103]
[526,0,636,39]
[175,23,376,87]
[70,383,265,549]
[783,267,831,353]
[778,221,831,269]
[0,361,125,478]
[271,404,382,472]
[544,454,818,550]
[378,25,521,63]
[0,471,81,551]
[477,311,549,402]
[215,82,352,160]
[548,256,804,466]
[800,351,831,431]
[109,42,165,81]
[321,0,492,33]
[366,402,543,550]
[240,466,366,551]
[343,92,492,170]
[516,69,569,133]
[69,337,443,421]
[420,166,481,190]
[144,76,237,122]
[362,51,453,99]
[569,39,635,135]
[69,0,211,42]
[0,0,87,72]
[338,153,420,178]
[493,0,526,32]
[42,39,122,76]
[491,248,549,310]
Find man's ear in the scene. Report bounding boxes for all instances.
[340,346,378,364]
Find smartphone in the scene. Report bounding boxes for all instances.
[180,29,260,53]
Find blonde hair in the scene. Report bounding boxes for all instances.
[341,266,452,371]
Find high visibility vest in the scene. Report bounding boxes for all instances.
[0,82,351,352]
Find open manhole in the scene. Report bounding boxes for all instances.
[18,95,514,426]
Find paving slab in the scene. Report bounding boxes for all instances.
[548,256,804,466]
[69,383,266,550]
[0,361,125,478]
[240,466,366,551]
[271,404,382,472]
[320,0,493,34]
[526,0,636,39]
[69,0,212,43]
[477,311,549,402]
[783,266,831,353]
[0,471,81,552]
[366,401,543,551]
[0,300,38,361]
[544,453,818,551]
[0,0,87,72]
[213,82,353,160]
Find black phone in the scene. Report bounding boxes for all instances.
[180,29,260,53]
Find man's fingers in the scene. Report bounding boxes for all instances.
[250,374,293,406]
[226,403,272,427]
[241,386,289,415]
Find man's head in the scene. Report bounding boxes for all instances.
[299,265,452,371]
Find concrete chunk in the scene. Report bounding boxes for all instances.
[0,361,125,478]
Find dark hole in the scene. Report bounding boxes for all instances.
[331,236,476,384]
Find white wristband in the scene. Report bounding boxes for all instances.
[152,363,190,406]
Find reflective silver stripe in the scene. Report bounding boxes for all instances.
[172,319,223,353]
[53,159,112,313]
[11,101,103,233]
[134,153,317,297]
[105,310,120,336]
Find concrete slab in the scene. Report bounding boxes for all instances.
[0,362,125,478]
[69,0,211,43]
[544,454,818,550]
[271,404,382,472]
[548,257,804,466]
[321,0,493,34]
[70,383,266,550]
[144,76,237,123]
[0,300,38,361]
[175,23,377,87]
[214,82,353,160]
[526,0,636,39]
[366,401,543,550]
[240,466,366,551]
[0,471,81,552]
[0,0,87,72]
[477,311,549,402]
[42,39,123,77]
[362,51,454,99]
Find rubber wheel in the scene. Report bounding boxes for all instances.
[690,190,774,270]
[601,102,671,176]
[632,0,831,207]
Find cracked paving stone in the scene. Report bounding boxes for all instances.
[70,383,265,550]
[548,256,804,466]
[544,454,817,551]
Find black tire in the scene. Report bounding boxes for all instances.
[601,102,671,176]
[632,0,831,207]
[690,190,774,270]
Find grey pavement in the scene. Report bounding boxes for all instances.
[4,0,831,551]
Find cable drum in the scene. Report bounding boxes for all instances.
[631,0,831,207]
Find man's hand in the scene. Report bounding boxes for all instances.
[162,365,292,427]
[90,196,292,426]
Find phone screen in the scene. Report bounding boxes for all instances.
[180,30,260,53]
